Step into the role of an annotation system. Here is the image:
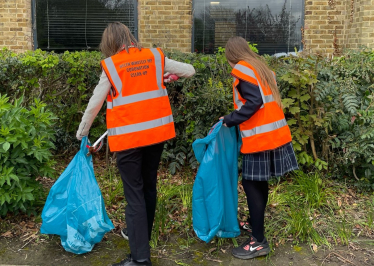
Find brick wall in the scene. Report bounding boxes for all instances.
[346,0,374,50]
[304,0,374,55]
[0,0,33,52]
[1,1,373,54]
[0,0,193,53]
[138,0,193,52]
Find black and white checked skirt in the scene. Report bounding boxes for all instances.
[242,142,299,181]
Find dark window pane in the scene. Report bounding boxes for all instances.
[36,0,136,51]
[193,0,303,55]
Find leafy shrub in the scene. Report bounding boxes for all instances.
[0,49,105,151]
[162,50,233,172]
[0,95,56,215]
[1,47,374,188]
[272,49,374,188]
[315,50,374,188]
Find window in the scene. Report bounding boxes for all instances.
[34,0,137,51]
[193,0,304,55]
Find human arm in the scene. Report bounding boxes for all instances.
[164,57,195,78]
[76,71,111,140]
[223,81,263,128]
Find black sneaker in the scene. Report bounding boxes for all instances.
[121,228,129,240]
[112,254,152,266]
[239,218,252,234]
[232,236,270,259]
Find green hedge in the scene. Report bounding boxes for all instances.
[0,95,55,215]
[1,48,374,189]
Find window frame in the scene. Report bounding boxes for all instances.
[31,0,138,51]
[191,0,305,54]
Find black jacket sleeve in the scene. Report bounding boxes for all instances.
[223,80,263,128]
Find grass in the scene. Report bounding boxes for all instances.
[2,157,374,265]
[240,171,374,252]
[94,162,374,260]
[366,196,374,230]
[287,171,331,209]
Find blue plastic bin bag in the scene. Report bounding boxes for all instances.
[40,137,114,254]
[192,121,241,243]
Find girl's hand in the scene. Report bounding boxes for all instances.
[219,117,227,127]
[164,72,179,83]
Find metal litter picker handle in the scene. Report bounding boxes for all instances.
[86,131,108,156]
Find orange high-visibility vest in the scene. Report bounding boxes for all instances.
[101,47,175,152]
[231,61,292,154]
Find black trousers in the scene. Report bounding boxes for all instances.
[116,142,164,260]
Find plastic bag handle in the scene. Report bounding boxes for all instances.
[209,120,222,135]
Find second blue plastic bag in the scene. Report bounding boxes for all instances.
[40,137,114,254]
[192,121,241,243]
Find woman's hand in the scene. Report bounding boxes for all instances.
[219,117,227,127]
[164,72,179,83]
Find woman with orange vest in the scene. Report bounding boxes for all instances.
[221,37,298,259]
[76,22,195,266]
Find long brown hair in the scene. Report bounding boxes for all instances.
[225,36,282,108]
[99,22,141,57]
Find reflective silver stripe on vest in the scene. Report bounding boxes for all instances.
[233,78,244,111]
[233,88,273,112]
[108,115,173,136]
[264,95,274,103]
[107,48,165,110]
[241,118,287,138]
[234,64,269,108]
[150,48,163,90]
[104,57,123,93]
[112,88,168,107]
[234,64,257,80]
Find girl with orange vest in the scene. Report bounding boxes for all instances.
[76,22,195,266]
[221,37,298,259]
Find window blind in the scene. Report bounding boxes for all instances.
[36,0,136,50]
[193,0,303,55]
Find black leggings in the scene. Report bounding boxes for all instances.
[242,179,269,242]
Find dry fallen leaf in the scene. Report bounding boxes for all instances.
[27,222,35,229]
[311,243,318,252]
[208,247,217,254]
[1,231,12,238]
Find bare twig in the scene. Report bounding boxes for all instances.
[206,257,223,263]
[321,252,356,265]
[353,166,360,181]
[18,238,34,252]
[51,86,71,97]
[364,96,374,112]
[5,240,18,253]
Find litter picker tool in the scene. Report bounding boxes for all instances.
[86,131,108,156]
